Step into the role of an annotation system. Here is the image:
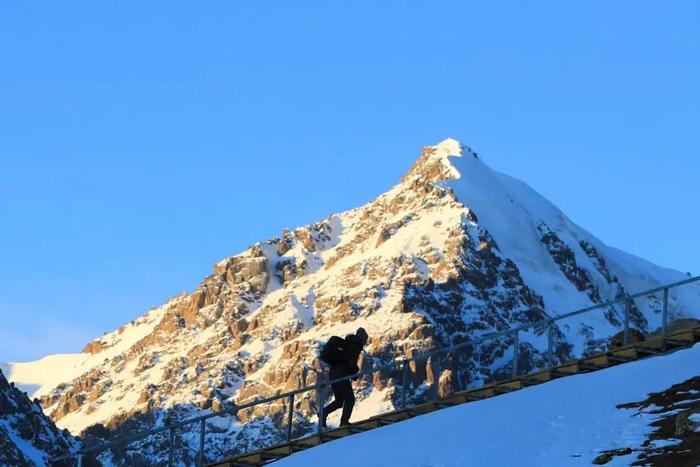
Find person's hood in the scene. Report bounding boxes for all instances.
[355,327,368,344]
[345,334,364,346]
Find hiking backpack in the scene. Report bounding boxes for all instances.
[320,336,346,365]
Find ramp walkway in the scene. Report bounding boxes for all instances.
[210,324,700,466]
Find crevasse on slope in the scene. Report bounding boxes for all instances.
[8,139,700,465]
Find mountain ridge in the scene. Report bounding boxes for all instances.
[8,138,700,465]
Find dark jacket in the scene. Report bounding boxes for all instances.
[330,334,364,377]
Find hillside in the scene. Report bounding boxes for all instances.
[7,138,700,464]
[275,343,700,466]
[0,369,78,466]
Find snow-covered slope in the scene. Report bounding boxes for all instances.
[8,304,166,402]
[0,369,78,466]
[275,343,700,467]
[7,139,700,464]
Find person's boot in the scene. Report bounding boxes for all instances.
[340,398,354,427]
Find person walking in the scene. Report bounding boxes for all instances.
[319,327,369,428]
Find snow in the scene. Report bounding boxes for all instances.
[436,140,700,322]
[56,372,144,434]
[346,387,395,423]
[648,438,681,448]
[690,412,700,433]
[443,147,598,318]
[0,419,49,466]
[324,387,395,428]
[7,301,169,399]
[276,344,700,467]
[420,139,700,357]
[7,353,90,398]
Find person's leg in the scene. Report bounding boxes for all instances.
[322,381,345,427]
[338,380,355,425]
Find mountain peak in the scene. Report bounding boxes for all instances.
[402,138,459,184]
[432,137,463,157]
[403,137,482,186]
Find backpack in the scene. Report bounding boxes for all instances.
[320,336,346,365]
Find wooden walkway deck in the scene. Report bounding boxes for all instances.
[209,325,700,466]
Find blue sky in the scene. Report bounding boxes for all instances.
[1,2,699,362]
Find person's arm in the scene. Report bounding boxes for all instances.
[346,343,361,375]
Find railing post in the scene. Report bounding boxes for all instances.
[546,321,554,369]
[623,299,631,345]
[168,427,175,467]
[662,287,669,337]
[432,354,441,401]
[198,418,205,467]
[286,393,295,442]
[401,359,409,408]
[511,330,519,379]
[77,453,83,467]
[317,384,326,433]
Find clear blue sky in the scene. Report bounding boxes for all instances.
[1,2,699,362]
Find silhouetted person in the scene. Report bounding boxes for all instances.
[320,327,369,428]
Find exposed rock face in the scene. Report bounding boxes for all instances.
[607,328,646,350]
[537,222,648,354]
[83,341,107,355]
[650,318,700,337]
[675,409,700,437]
[592,448,633,465]
[603,375,700,465]
[8,138,700,466]
[0,369,78,466]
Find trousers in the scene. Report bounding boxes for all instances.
[322,367,356,424]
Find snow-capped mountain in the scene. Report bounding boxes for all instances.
[7,139,700,464]
[0,368,78,466]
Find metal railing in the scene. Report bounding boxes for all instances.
[52,275,700,466]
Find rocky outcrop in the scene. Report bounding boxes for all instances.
[675,409,700,437]
[537,222,648,353]
[650,318,700,336]
[604,375,700,465]
[82,340,107,355]
[0,369,78,466]
[607,328,646,349]
[41,368,108,421]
